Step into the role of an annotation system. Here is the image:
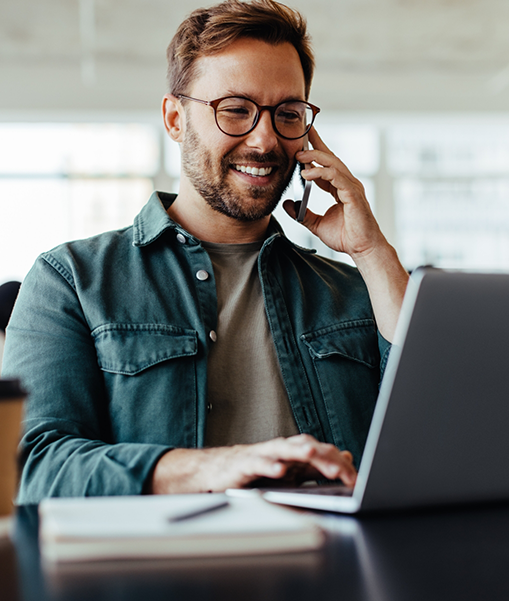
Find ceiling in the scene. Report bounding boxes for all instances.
[2,0,509,115]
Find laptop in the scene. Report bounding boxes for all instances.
[262,267,509,514]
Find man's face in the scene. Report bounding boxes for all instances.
[180,38,307,222]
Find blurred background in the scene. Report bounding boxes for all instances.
[2,0,509,284]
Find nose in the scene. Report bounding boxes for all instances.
[244,108,278,153]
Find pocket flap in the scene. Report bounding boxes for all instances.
[301,320,377,368]
[92,324,198,375]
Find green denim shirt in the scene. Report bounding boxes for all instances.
[3,191,390,503]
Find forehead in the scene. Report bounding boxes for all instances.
[190,38,306,104]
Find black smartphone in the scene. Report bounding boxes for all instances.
[297,136,311,223]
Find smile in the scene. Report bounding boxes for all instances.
[234,164,273,177]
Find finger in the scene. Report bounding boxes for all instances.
[299,150,355,181]
[296,206,332,237]
[257,435,319,463]
[283,437,357,484]
[284,433,323,446]
[283,198,325,234]
[309,448,357,486]
[236,453,288,483]
[308,457,356,486]
[282,199,299,220]
[298,129,356,179]
[342,450,354,463]
[307,125,332,154]
[259,436,357,486]
[302,165,366,204]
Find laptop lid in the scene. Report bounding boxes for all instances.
[264,268,509,513]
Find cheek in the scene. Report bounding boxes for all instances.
[184,108,221,147]
[200,128,237,158]
[282,141,301,164]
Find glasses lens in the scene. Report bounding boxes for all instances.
[215,97,258,136]
[274,102,314,139]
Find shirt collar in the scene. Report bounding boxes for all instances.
[132,190,314,253]
[132,191,189,247]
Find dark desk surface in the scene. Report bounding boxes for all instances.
[3,503,509,601]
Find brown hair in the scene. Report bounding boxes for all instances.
[166,0,314,99]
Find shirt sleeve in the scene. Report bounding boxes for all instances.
[377,330,392,380]
[2,254,171,504]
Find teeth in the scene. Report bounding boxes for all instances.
[235,165,273,177]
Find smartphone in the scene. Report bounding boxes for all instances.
[297,136,311,223]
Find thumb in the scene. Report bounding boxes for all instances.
[283,199,321,235]
[282,198,300,220]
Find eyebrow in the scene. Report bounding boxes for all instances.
[223,90,307,104]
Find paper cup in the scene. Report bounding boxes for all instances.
[0,379,26,529]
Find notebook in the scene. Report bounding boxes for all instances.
[263,268,509,514]
[38,493,324,563]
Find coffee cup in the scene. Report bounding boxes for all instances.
[0,379,26,533]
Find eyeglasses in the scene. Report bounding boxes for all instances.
[177,95,320,140]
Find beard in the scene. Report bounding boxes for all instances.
[181,120,296,222]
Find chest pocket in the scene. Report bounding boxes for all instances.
[91,323,199,446]
[301,320,380,465]
[93,323,197,375]
[301,320,378,368]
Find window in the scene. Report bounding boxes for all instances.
[0,123,159,282]
[389,122,509,270]
[3,115,509,285]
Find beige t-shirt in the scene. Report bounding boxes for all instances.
[203,240,299,447]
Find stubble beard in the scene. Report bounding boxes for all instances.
[181,120,296,222]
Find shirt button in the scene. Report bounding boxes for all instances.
[196,270,209,281]
[176,233,186,244]
[207,403,213,413]
[209,330,217,342]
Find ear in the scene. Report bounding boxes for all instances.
[162,94,186,142]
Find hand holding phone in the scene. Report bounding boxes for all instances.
[297,137,312,223]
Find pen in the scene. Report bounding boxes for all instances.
[167,500,230,523]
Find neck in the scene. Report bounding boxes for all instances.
[167,181,271,244]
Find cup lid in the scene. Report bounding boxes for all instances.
[0,378,27,399]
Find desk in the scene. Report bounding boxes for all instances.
[3,503,509,601]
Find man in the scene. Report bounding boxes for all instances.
[3,0,409,503]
